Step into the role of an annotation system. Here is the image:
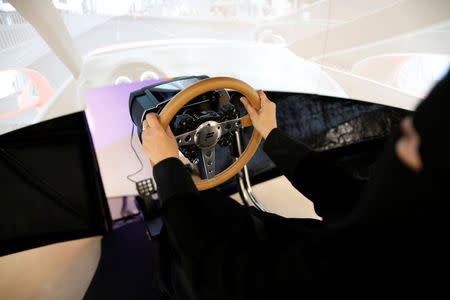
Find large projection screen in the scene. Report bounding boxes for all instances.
[1,0,449,134]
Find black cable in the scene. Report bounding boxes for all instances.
[126,123,144,183]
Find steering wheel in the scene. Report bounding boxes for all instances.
[155,77,262,191]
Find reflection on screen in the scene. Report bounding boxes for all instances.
[151,77,201,92]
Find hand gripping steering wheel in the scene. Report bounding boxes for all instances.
[155,77,262,191]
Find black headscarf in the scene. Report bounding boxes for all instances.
[333,72,450,289]
[340,68,450,231]
[413,69,450,172]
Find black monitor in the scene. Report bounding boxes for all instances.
[129,75,208,140]
[0,112,112,256]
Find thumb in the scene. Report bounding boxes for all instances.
[240,97,257,117]
[145,113,163,130]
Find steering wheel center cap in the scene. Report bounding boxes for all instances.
[194,121,222,149]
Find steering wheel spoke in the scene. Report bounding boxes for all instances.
[200,147,216,179]
[218,118,243,137]
[175,129,196,146]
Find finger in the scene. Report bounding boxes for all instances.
[141,120,150,137]
[145,113,163,129]
[142,120,149,131]
[258,90,270,107]
[240,97,257,116]
[240,97,258,116]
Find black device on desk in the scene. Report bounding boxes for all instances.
[133,177,163,240]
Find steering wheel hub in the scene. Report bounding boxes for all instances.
[194,120,222,149]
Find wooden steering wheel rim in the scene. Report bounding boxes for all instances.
[158,77,262,191]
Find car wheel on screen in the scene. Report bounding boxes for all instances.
[114,76,132,85]
[140,71,159,81]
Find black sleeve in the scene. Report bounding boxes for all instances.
[263,128,364,221]
[262,128,312,180]
[152,158,320,299]
[153,158,205,262]
[153,157,198,203]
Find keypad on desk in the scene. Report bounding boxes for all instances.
[136,178,155,197]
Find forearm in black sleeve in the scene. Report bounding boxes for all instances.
[263,128,363,221]
[153,158,323,299]
[153,158,258,280]
[263,128,312,182]
[153,158,207,262]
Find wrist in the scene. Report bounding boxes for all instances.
[262,126,277,139]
